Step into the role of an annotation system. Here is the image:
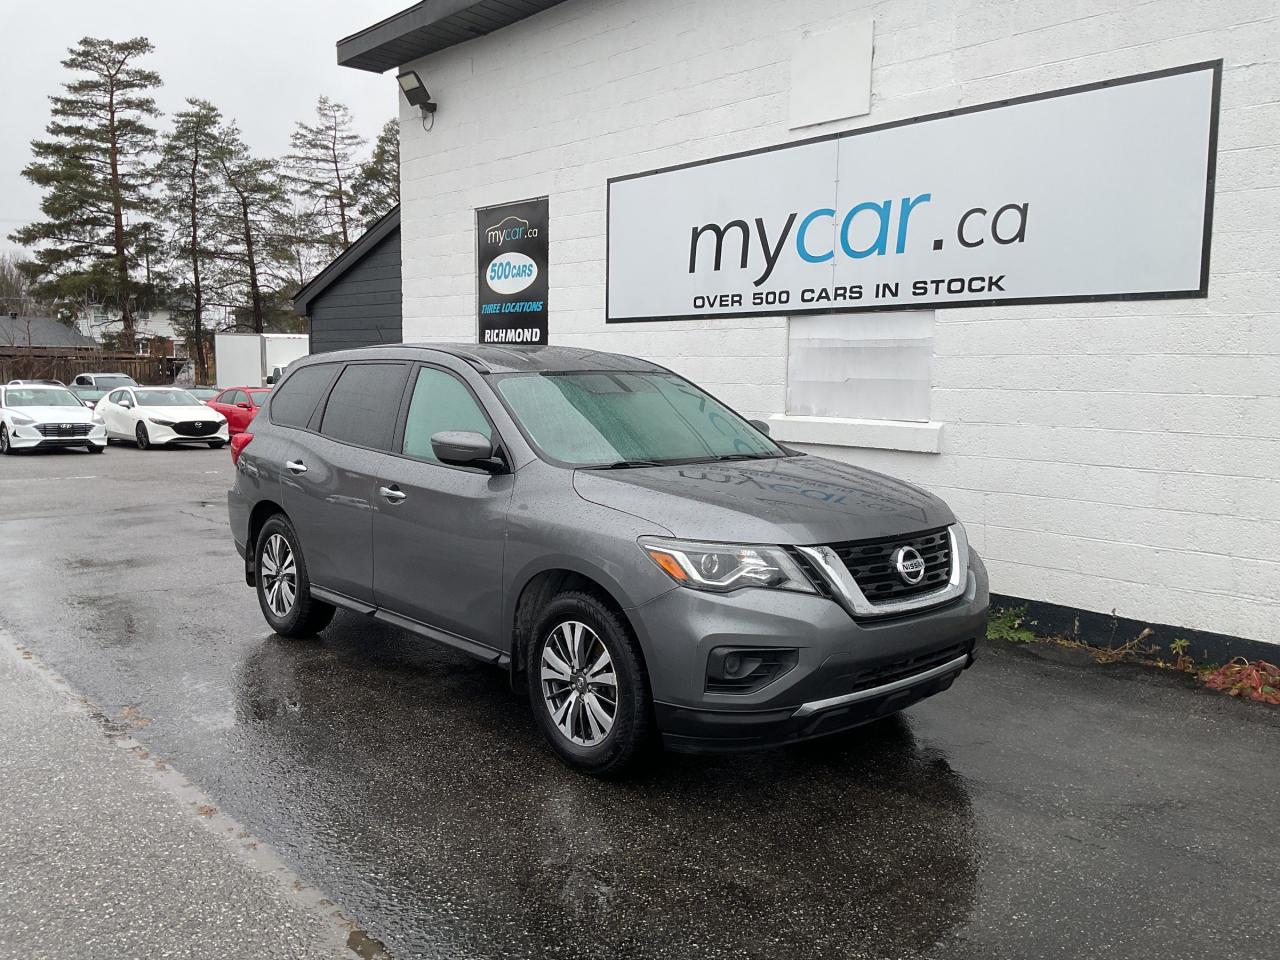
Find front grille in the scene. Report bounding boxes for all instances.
[846,640,973,695]
[829,526,952,604]
[172,420,220,437]
[36,423,91,438]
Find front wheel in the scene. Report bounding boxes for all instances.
[87,444,104,454]
[254,514,334,638]
[0,425,13,455]
[135,422,151,450]
[527,591,652,776]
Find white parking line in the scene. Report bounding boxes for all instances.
[0,475,98,482]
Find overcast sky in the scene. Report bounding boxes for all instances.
[0,0,411,254]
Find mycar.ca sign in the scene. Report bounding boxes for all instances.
[606,62,1220,323]
[477,197,549,344]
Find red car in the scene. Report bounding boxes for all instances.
[207,386,271,436]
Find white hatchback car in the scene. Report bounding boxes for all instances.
[96,386,229,450]
[0,384,107,454]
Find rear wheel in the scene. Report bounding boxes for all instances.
[0,425,12,455]
[527,591,652,776]
[254,514,334,638]
[135,422,151,450]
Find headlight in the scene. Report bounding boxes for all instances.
[640,537,815,594]
[147,417,176,426]
[11,414,34,425]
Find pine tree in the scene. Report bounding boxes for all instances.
[352,118,400,227]
[11,36,161,346]
[212,125,290,334]
[159,98,224,381]
[285,96,364,254]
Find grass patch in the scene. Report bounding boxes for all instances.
[986,605,1038,644]
[984,610,1278,708]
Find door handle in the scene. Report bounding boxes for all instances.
[285,459,307,475]
[379,485,407,504]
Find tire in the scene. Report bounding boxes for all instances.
[208,440,226,449]
[527,591,652,776]
[0,425,12,455]
[254,513,334,639]
[87,444,104,454]
[135,422,151,450]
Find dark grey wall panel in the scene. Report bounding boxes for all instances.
[307,226,402,354]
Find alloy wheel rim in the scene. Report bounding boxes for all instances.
[540,620,617,746]
[136,424,147,447]
[260,533,297,618]
[0,427,7,452]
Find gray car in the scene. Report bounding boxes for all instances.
[227,344,989,774]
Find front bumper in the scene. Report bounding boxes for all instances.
[632,554,989,752]
[146,421,229,445]
[7,424,107,449]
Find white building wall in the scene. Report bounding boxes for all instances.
[398,0,1280,644]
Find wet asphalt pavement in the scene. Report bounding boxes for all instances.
[1,446,1277,960]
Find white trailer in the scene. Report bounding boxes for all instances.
[214,333,309,388]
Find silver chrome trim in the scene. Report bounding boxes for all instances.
[796,523,969,619]
[792,653,970,718]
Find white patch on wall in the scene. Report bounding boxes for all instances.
[788,20,873,130]
[786,311,934,422]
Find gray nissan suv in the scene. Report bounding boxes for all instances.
[227,344,988,774]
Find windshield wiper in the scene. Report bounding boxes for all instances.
[583,459,667,470]
[705,453,778,462]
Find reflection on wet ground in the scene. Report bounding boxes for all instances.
[229,620,978,958]
[2,451,1278,959]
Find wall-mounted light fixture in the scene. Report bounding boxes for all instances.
[397,70,437,118]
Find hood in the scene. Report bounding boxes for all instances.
[140,405,225,421]
[11,405,96,423]
[572,454,953,545]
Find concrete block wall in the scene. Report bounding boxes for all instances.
[398,0,1280,644]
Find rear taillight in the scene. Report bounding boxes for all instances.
[230,432,253,466]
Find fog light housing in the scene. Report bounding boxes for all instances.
[706,647,799,693]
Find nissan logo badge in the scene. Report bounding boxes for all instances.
[891,546,927,585]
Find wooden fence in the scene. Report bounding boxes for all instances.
[0,348,171,385]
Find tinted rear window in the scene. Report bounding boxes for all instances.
[319,363,408,451]
[270,364,337,429]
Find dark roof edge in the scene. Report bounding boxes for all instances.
[337,0,570,73]
[292,206,401,315]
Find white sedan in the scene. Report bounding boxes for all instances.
[96,386,229,450]
[0,384,107,454]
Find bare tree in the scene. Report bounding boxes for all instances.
[284,97,365,254]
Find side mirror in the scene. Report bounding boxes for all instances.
[120,399,133,409]
[749,418,771,436]
[431,430,500,470]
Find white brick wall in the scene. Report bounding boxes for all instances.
[398,0,1280,644]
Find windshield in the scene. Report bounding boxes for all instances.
[93,376,136,389]
[136,390,200,407]
[494,371,782,468]
[4,388,83,408]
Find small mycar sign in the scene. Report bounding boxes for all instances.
[477,197,549,344]
[606,62,1220,322]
